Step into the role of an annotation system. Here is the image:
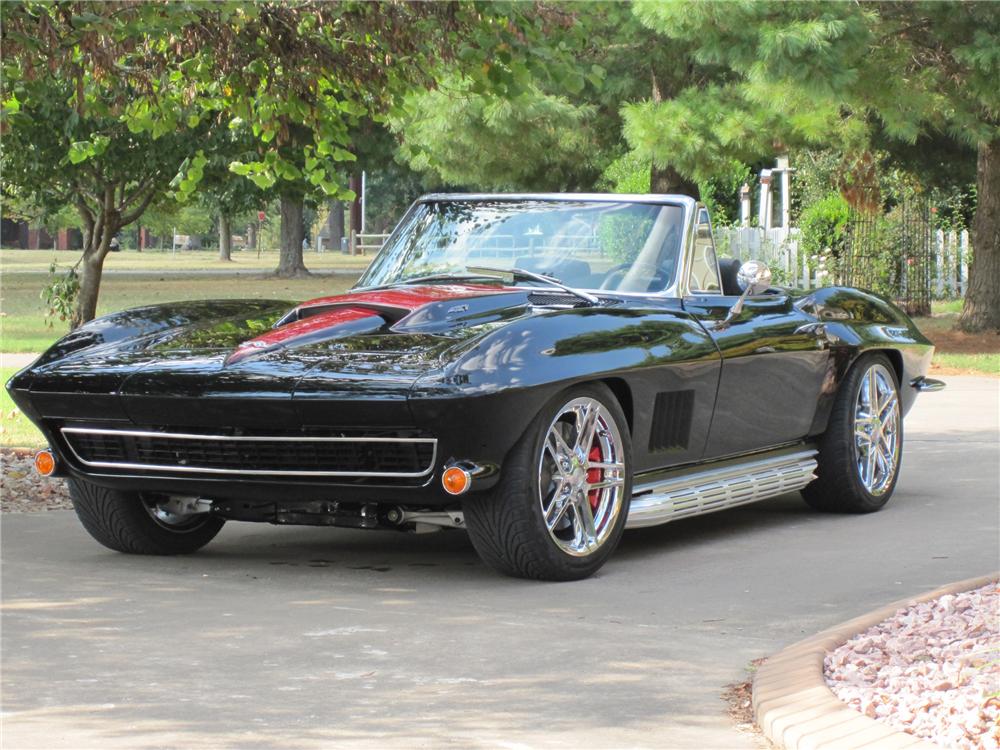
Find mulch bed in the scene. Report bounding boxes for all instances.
[0,448,72,512]
[920,318,1000,356]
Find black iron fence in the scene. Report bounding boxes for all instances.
[839,197,934,316]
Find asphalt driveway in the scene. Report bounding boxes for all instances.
[2,376,997,750]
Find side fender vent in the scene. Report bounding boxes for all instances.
[648,390,694,452]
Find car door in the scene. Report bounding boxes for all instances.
[682,208,830,459]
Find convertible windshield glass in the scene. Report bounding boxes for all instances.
[357,200,686,293]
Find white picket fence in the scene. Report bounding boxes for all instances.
[716,226,970,298]
[931,229,971,299]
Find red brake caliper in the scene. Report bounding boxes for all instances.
[587,444,603,510]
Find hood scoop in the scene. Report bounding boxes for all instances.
[275,300,411,328]
[226,284,518,366]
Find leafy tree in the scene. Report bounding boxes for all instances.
[140,200,214,250]
[394,75,601,191]
[189,128,270,261]
[393,3,714,195]
[1,2,224,325]
[1,93,200,326]
[172,2,578,276]
[3,1,566,327]
[630,0,1000,332]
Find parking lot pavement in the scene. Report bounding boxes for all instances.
[2,376,997,750]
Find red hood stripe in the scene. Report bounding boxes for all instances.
[226,284,511,364]
[294,284,504,312]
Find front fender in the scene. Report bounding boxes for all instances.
[408,305,721,477]
[31,299,293,369]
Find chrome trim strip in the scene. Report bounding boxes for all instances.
[626,449,817,529]
[418,193,697,208]
[59,427,437,478]
[60,427,436,445]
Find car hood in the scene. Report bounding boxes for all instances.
[14,284,534,426]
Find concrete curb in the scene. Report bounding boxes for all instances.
[752,572,999,750]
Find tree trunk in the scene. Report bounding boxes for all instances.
[72,218,115,328]
[247,222,257,254]
[275,193,309,277]
[218,215,232,261]
[72,253,106,329]
[651,163,700,199]
[328,199,344,252]
[349,173,362,248]
[958,137,1000,333]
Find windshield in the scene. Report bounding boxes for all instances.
[357,199,686,294]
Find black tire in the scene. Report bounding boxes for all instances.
[464,383,632,581]
[69,478,225,555]
[803,353,903,513]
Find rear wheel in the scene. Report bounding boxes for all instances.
[69,478,225,555]
[803,354,902,513]
[464,384,632,581]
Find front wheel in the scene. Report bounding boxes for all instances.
[69,479,225,555]
[803,354,903,513]
[464,384,632,581]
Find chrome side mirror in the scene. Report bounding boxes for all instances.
[737,260,772,296]
[714,260,772,330]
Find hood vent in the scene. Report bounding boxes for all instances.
[528,291,620,308]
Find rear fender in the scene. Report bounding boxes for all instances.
[795,287,934,434]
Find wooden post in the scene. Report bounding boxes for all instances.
[350,229,357,256]
[758,171,772,230]
[739,184,751,227]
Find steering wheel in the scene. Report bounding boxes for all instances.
[599,260,674,292]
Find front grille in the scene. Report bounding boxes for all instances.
[61,427,436,478]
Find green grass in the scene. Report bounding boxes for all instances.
[1,272,360,353]
[1,366,45,448]
[1,247,372,274]
[914,311,1000,376]
[932,352,1000,375]
[932,299,964,315]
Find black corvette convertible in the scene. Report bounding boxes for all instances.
[7,194,943,580]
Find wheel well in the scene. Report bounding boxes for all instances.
[599,377,634,434]
[865,349,904,384]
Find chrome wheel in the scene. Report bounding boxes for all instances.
[142,495,212,533]
[854,363,900,496]
[538,396,626,557]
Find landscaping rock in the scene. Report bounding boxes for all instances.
[826,581,1000,750]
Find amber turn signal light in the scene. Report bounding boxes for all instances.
[441,466,472,496]
[34,449,57,477]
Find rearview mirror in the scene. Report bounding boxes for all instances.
[737,260,772,296]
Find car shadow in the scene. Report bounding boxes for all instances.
[615,491,814,562]
[165,491,816,583]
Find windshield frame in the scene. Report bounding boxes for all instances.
[353,194,696,298]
